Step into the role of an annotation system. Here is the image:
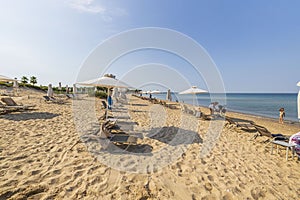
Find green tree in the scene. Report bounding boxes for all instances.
[21,76,28,84]
[30,76,37,85]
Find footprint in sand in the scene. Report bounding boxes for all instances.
[250,186,267,199]
[204,182,213,191]
[207,175,214,181]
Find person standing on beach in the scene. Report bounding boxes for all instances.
[279,107,285,124]
[208,102,215,115]
[107,95,112,110]
[107,90,113,110]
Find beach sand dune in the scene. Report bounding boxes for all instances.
[0,91,299,199]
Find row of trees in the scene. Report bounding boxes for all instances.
[21,76,37,85]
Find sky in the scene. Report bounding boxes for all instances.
[0,0,300,93]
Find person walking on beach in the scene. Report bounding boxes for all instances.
[279,107,285,124]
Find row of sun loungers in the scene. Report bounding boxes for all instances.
[225,116,289,142]
[132,94,178,109]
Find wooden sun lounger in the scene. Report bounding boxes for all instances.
[252,124,289,142]
[225,117,256,132]
[43,96,65,104]
[1,97,36,110]
[100,120,138,144]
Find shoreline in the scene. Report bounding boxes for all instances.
[150,92,299,122]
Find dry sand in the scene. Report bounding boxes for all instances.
[0,88,300,199]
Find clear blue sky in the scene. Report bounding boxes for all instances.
[0,0,299,92]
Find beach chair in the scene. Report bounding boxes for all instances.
[225,117,256,132]
[66,93,82,100]
[43,96,65,104]
[1,97,35,110]
[252,124,289,142]
[100,121,138,144]
[0,101,20,113]
[181,104,195,115]
[103,119,119,130]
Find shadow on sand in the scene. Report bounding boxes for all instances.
[146,126,203,146]
[130,103,148,107]
[1,112,60,121]
[81,126,201,156]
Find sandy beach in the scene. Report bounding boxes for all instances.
[1,88,300,200]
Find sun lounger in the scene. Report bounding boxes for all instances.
[253,124,289,142]
[102,119,119,130]
[0,102,20,113]
[1,97,35,110]
[43,96,65,104]
[226,117,256,131]
[100,121,138,144]
[181,104,195,115]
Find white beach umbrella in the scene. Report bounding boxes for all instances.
[0,75,15,82]
[166,89,172,101]
[47,84,54,97]
[77,76,129,88]
[77,76,129,118]
[179,86,208,94]
[297,81,300,121]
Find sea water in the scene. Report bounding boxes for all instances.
[150,93,298,122]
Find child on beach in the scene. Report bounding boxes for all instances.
[279,108,285,124]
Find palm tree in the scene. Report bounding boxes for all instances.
[21,76,28,84]
[30,76,37,85]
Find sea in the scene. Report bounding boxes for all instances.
[150,93,299,122]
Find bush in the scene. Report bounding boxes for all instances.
[0,82,13,87]
[95,91,107,99]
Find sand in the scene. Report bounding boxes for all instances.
[0,88,300,199]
